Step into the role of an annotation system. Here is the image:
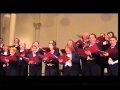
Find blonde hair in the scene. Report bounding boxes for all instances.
[9,47,17,52]
[65,45,75,52]
[66,40,75,52]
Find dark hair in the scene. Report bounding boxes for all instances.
[107,32,114,36]
[14,38,20,43]
[110,36,117,40]
[49,40,56,46]
[82,34,90,39]
[33,41,39,45]
[100,33,105,36]
[90,33,97,38]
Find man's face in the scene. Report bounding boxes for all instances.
[83,33,89,40]
[110,38,117,45]
[89,35,96,42]
[32,46,37,53]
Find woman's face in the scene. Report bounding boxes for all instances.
[67,40,73,47]
[65,47,71,54]
[49,43,54,49]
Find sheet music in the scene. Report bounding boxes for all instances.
[103,41,107,45]
[108,57,118,65]
[3,52,8,55]
[65,53,72,67]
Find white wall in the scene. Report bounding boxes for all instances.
[15,13,118,49]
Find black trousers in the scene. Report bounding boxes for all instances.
[5,62,19,76]
[29,64,42,76]
[107,64,118,76]
[98,57,109,76]
[82,60,101,76]
[62,66,79,76]
[6,65,19,76]
[0,62,5,76]
[17,60,28,76]
[45,65,59,76]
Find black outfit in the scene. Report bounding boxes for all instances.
[62,52,81,76]
[45,48,60,76]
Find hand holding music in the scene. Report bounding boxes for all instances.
[28,60,36,64]
[58,55,70,63]
[85,50,91,56]
[43,52,54,62]
[20,53,25,57]
[43,57,49,61]
[3,64,6,67]
[103,52,109,56]
[5,57,9,63]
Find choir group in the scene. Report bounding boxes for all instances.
[0,32,118,76]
